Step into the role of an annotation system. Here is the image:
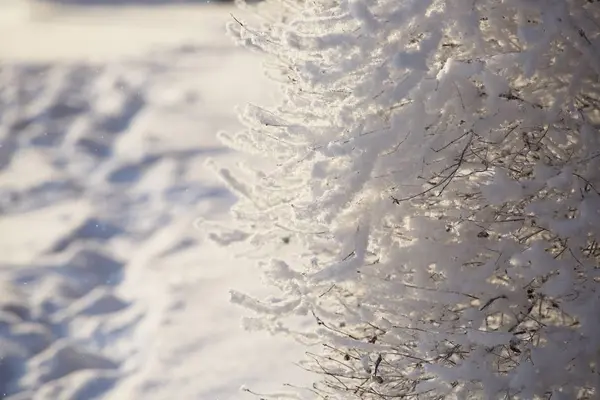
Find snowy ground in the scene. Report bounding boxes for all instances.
[0,2,311,399]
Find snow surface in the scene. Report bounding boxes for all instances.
[0,2,312,399]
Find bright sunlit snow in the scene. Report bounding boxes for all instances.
[0,1,311,399]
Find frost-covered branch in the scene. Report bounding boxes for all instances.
[216,0,600,398]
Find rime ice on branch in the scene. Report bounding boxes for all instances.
[220,0,600,398]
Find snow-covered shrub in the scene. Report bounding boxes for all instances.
[217,0,600,398]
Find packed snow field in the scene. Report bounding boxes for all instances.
[0,2,310,399]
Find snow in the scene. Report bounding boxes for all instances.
[218,0,600,397]
[0,1,312,399]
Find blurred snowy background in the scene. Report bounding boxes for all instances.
[0,1,310,399]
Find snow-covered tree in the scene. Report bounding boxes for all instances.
[214,0,600,398]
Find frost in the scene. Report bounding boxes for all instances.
[348,0,378,34]
[481,168,523,205]
[393,51,429,72]
[541,270,573,297]
[223,0,600,398]
[547,166,574,191]
[467,330,513,347]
